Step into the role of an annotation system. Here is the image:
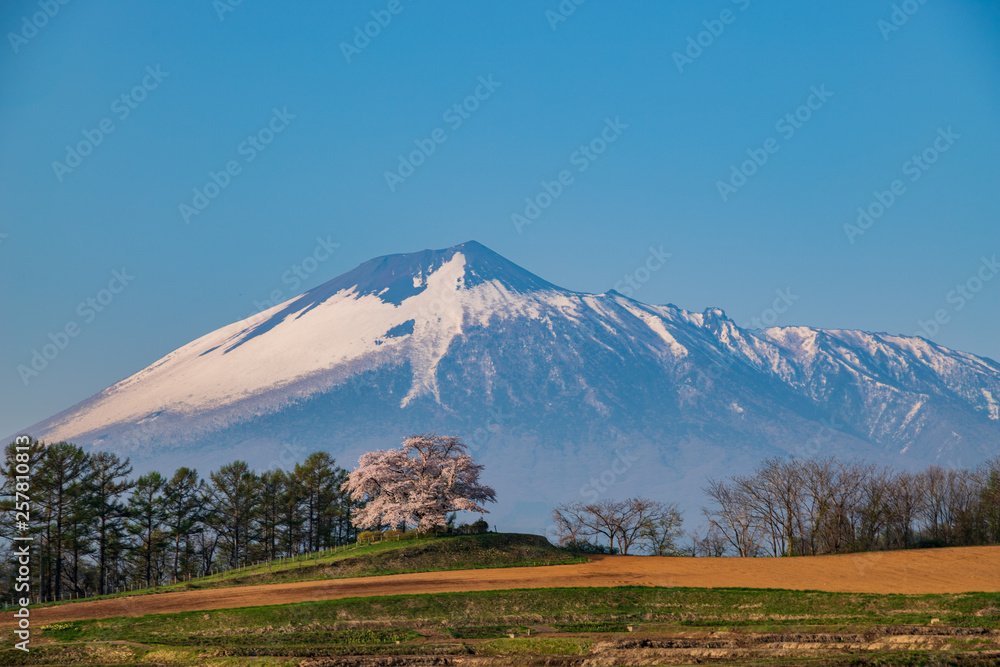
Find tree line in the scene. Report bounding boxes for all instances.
[0,439,357,603]
[4,434,999,603]
[702,456,1000,557]
[552,457,1000,558]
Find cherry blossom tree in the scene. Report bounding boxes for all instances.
[342,434,496,531]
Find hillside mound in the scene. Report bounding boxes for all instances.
[184,533,580,591]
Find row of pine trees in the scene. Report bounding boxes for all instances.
[1,439,358,604]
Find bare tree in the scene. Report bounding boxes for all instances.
[702,478,763,557]
[980,457,1000,544]
[701,455,1000,557]
[552,502,602,548]
[919,466,948,543]
[797,458,864,555]
[553,498,681,555]
[942,468,982,545]
[885,469,925,549]
[731,458,802,556]
[822,459,865,553]
[853,463,893,552]
[640,502,684,556]
[699,525,729,556]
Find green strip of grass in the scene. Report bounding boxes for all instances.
[553,621,632,633]
[475,637,594,656]
[446,624,529,639]
[36,586,1000,645]
[13,586,998,666]
[36,533,585,607]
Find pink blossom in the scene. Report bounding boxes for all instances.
[342,434,496,531]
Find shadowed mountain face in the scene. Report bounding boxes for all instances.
[19,241,1000,530]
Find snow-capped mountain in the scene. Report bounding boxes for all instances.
[19,241,1000,530]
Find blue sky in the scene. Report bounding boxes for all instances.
[1,1,999,438]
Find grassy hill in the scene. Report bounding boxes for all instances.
[42,532,585,603]
[15,587,1000,665]
[182,532,584,591]
[20,537,1000,664]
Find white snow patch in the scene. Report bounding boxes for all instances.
[682,311,704,327]
[900,397,925,430]
[617,303,688,357]
[639,314,688,357]
[41,252,602,440]
[983,390,999,421]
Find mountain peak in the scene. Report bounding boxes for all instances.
[299,240,559,307]
[452,239,489,252]
[212,242,562,350]
[17,240,1000,535]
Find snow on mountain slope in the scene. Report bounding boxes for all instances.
[20,240,1000,529]
[752,327,1000,433]
[37,244,584,442]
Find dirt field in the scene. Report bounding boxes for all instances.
[23,545,1000,626]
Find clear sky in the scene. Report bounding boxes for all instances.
[1,1,999,438]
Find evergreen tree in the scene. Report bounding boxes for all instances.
[36,442,90,600]
[295,452,342,551]
[258,469,285,560]
[209,461,260,568]
[127,472,167,588]
[278,472,305,556]
[163,467,204,581]
[1,439,47,601]
[89,452,135,595]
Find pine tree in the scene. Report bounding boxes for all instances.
[127,472,167,588]
[209,461,260,568]
[163,467,204,582]
[1,439,46,602]
[36,442,90,600]
[295,452,343,551]
[258,469,285,560]
[89,452,135,595]
[278,472,305,556]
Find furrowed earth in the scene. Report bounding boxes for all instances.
[4,535,999,666]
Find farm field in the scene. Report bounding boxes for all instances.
[13,543,1000,626]
[3,542,999,665]
[6,585,1000,665]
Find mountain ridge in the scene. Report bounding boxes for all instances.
[16,241,1000,530]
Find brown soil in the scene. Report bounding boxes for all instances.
[20,545,1000,626]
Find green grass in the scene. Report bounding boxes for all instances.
[12,537,1000,666]
[10,586,998,665]
[475,637,594,656]
[36,532,585,607]
[445,624,530,639]
[34,587,1000,644]
[553,620,632,633]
